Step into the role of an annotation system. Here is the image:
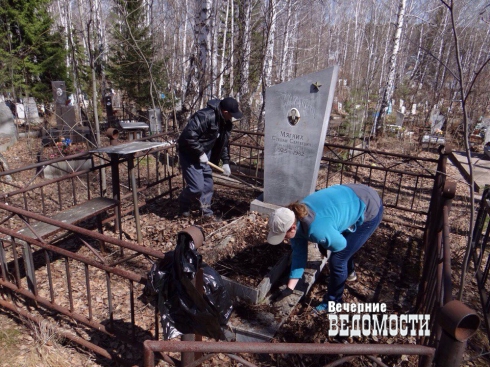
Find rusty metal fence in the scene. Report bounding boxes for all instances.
[470,187,490,342]
[0,132,179,365]
[143,340,436,367]
[139,137,480,366]
[0,129,482,366]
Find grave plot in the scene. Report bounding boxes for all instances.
[37,141,91,179]
[199,213,291,304]
[193,213,327,342]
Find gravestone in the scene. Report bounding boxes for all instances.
[395,111,405,127]
[411,104,417,115]
[104,95,115,126]
[15,103,25,119]
[148,108,163,134]
[253,66,338,210]
[25,97,40,120]
[52,81,67,105]
[52,81,68,127]
[429,107,445,134]
[0,102,17,151]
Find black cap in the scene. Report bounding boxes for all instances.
[220,97,243,119]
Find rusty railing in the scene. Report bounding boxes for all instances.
[470,187,490,341]
[0,132,180,364]
[0,129,482,366]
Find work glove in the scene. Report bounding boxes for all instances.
[199,153,209,164]
[270,287,293,303]
[222,164,231,176]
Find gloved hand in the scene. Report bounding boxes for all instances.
[222,164,231,176]
[270,287,293,303]
[199,153,209,163]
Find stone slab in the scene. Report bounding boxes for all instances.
[42,158,92,179]
[264,66,338,206]
[249,194,281,216]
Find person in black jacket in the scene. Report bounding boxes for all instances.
[177,97,243,218]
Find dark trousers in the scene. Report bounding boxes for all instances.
[178,151,213,215]
[325,205,384,303]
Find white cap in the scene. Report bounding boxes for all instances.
[267,208,295,245]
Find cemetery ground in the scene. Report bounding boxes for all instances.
[0,131,489,367]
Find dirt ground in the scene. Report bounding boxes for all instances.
[1,130,489,367]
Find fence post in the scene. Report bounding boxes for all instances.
[434,300,480,367]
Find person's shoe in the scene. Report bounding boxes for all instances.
[312,302,328,315]
[346,271,357,282]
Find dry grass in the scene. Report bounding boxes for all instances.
[0,313,98,367]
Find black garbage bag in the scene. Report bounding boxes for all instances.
[145,230,233,340]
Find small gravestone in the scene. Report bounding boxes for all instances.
[429,107,445,134]
[0,102,17,151]
[25,97,40,120]
[15,103,25,119]
[251,66,338,211]
[411,104,417,115]
[149,108,162,134]
[396,111,404,127]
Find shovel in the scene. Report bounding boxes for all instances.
[207,161,263,192]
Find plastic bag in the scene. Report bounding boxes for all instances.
[145,230,233,340]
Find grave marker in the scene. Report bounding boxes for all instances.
[0,102,17,151]
[260,66,338,207]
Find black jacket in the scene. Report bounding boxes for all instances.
[177,99,232,165]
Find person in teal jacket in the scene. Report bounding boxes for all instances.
[267,184,383,310]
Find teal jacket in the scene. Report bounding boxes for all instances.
[289,184,381,279]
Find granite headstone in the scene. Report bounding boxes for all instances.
[263,66,338,206]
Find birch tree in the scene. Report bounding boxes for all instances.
[237,0,252,106]
[256,0,277,129]
[278,0,293,83]
[374,0,406,137]
[217,0,230,97]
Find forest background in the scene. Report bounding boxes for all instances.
[1,0,490,141]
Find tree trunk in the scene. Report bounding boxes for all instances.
[238,0,252,104]
[278,0,292,83]
[217,0,230,97]
[374,0,406,138]
[196,0,213,105]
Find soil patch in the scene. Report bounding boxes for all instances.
[213,243,290,287]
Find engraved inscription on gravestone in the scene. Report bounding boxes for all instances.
[263,66,339,206]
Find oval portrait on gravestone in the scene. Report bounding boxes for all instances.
[288,108,300,126]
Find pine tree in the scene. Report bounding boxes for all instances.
[107,0,163,109]
[0,0,69,102]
